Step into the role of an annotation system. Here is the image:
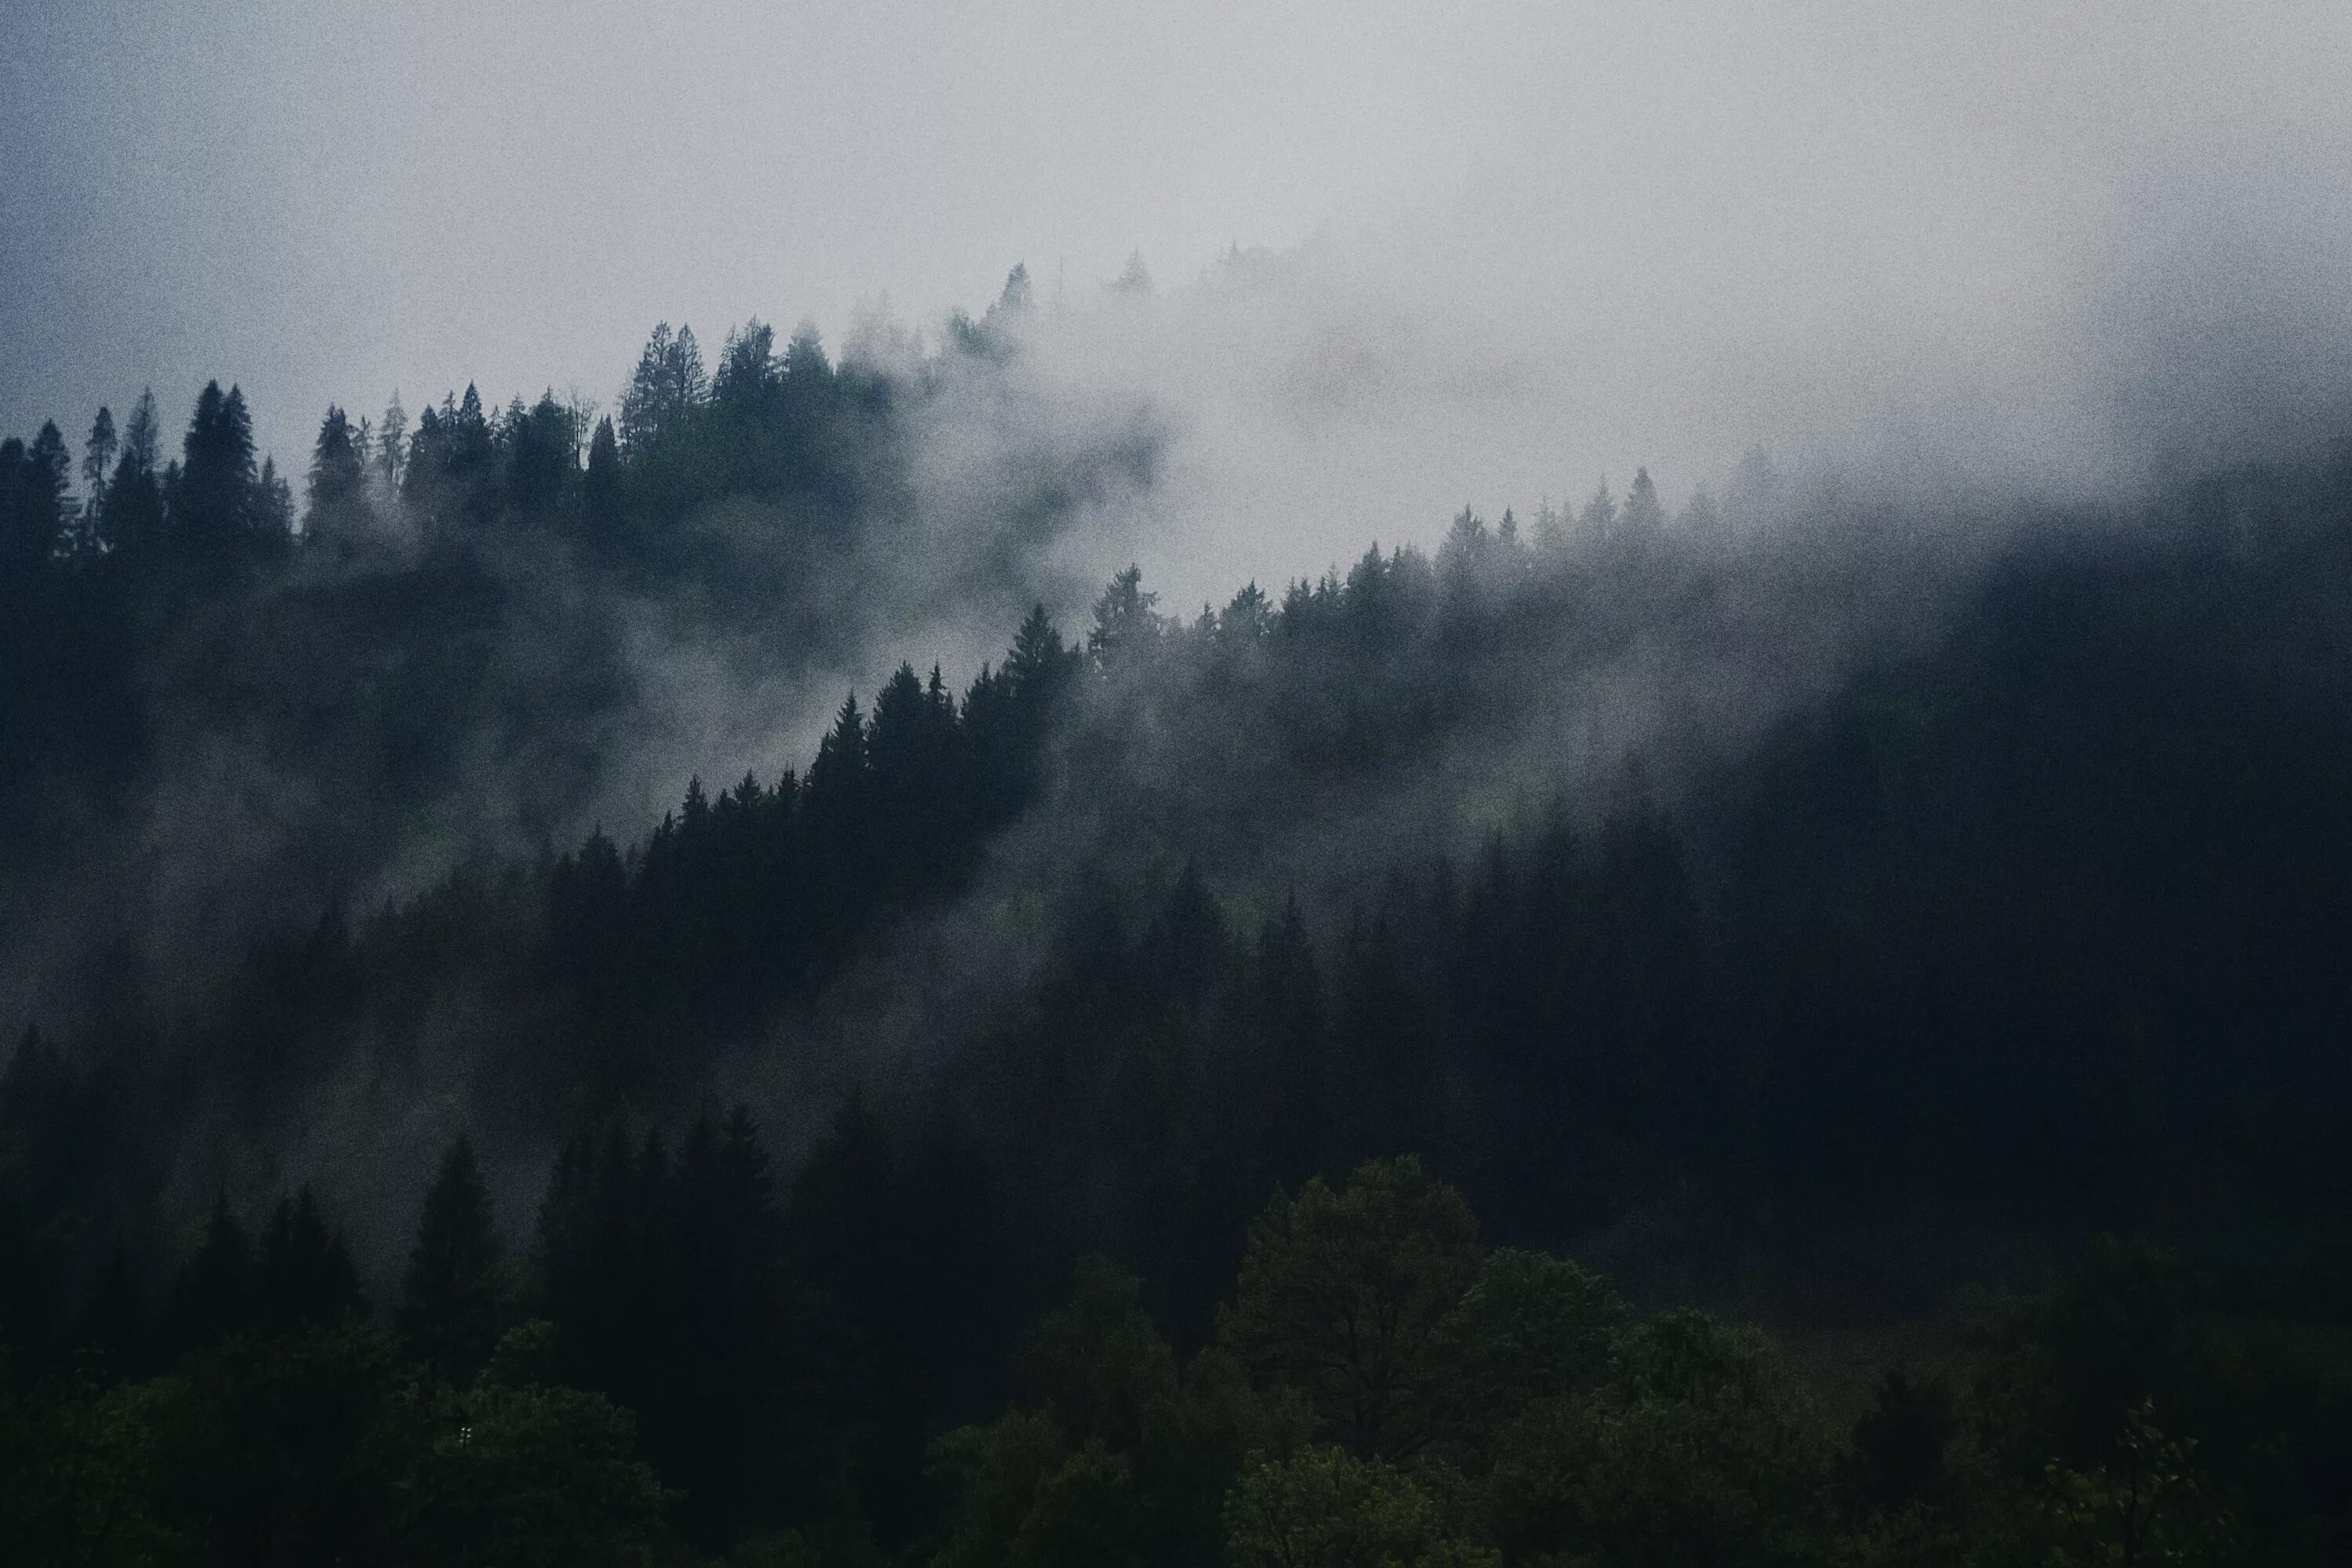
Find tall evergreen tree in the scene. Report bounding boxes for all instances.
[79,406,116,546]
[1088,564,1161,669]
[165,1195,257,1356]
[376,391,408,490]
[2,423,71,575]
[120,387,160,475]
[713,319,779,405]
[1007,604,1073,701]
[100,388,165,554]
[804,691,871,857]
[503,390,576,518]
[583,415,622,539]
[252,455,295,544]
[304,405,368,541]
[1578,477,1617,539]
[619,322,707,452]
[176,380,257,551]
[400,1133,506,1374]
[257,1185,364,1331]
[782,321,830,385]
[1622,465,1665,532]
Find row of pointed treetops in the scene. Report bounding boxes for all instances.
[4,303,1725,583]
[2,315,804,568]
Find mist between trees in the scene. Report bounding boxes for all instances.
[6,265,2352,1563]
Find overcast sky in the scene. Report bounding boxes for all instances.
[7,2,2351,556]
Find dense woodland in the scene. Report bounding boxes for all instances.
[5,276,2352,1562]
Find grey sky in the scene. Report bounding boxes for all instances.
[6,1,2350,583]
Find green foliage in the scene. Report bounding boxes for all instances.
[1480,1310,1832,1568]
[0,1360,182,1567]
[1021,1255,1181,1452]
[1218,1157,1481,1461]
[148,1321,411,1564]
[401,1375,679,1568]
[1444,1247,1630,1428]
[930,1257,1312,1568]
[0,1318,684,1567]
[1223,1446,1492,1568]
[2038,1399,2238,1568]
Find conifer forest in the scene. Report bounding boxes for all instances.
[5,6,2352,1565]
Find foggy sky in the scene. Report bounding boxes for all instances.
[7,2,2352,595]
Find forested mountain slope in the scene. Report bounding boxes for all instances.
[5,297,2352,1563]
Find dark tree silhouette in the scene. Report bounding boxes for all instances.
[398,1133,506,1374]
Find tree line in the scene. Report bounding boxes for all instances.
[6,1150,2345,1564]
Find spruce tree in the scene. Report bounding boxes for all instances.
[376,391,408,490]
[3,423,72,575]
[165,1194,256,1356]
[102,390,165,554]
[176,380,257,551]
[258,1185,364,1330]
[401,1133,506,1373]
[503,390,573,517]
[252,454,295,543]
[304,405,368,539]
[583,415,622,539]
[80,406,116,544]
[1622,464,1665,532]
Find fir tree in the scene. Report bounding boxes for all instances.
[101,389,165,554]
[304,405,368,540]
[400,1133,506,1374]
[258,1185,364,1331]
[583,415,622,539]
[2,423,71,574]
[176,381,257,550]
[376,391,408,490]
[79,406,116,546]
[165,1195,256,1356]
[1622,464,1665,532]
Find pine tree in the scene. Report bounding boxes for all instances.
[1088,565,1161,669]
[583,415,622,539]
[177,380,257,550]
[1221,580,1274,643]
[997,262,1033,314]
[165,1194,256,1355]
[101,390,165,556]
[400,1133,506,1373]
[305,405,368,540]
[1577,477,1617,540]
[447,383,495,502]
[714,319,779,405]
[500,390,575,518]
[1622,465,1665,532]
[80,406,117,545]
[252,454,295,543]
[619,322,708,452]
[782,321,830,385]
[258,1185,364,1330]
[120,388,159,475]
[804,692,869,813]
[3,423,71,575]
[1007,604,1073,700]
[376,391,408,490]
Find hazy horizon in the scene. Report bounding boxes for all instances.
[10,2,2352,586]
